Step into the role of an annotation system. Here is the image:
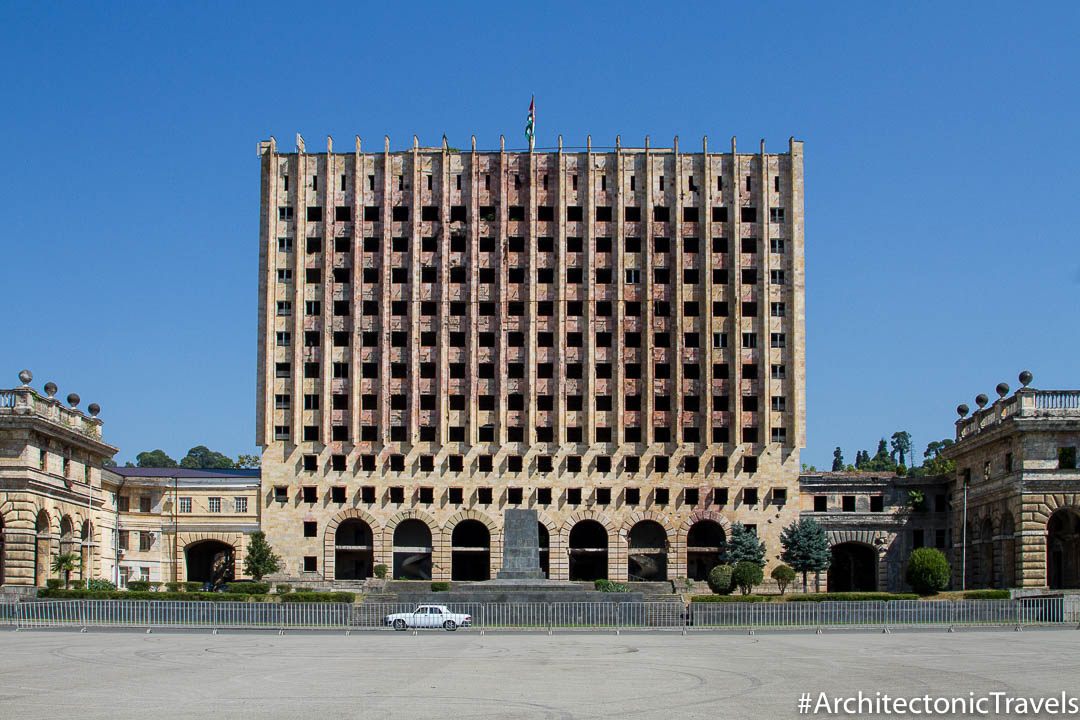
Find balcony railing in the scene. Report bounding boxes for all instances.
[956,389,1080,441]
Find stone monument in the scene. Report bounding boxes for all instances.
[496,508,546,581]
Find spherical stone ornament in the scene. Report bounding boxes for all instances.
[88,403,100,417]
[18,369,32,385]
[957,404,969,417]
[44,382,57,397]
[66,393,80,408]
[1019,370,1033,387]
[975,394,988,408]
[996,382,1010,398]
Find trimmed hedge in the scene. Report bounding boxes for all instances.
[430,582,451,592]
[276,584,292,594]
[46,579,63,590]
[38,589,250,602]
[691,594,770,603]
[706,565,734,595]
[226,582,270,595]
[787,592,919,602]
[87,578,117,591]
[962,589,1010,600]
[126,580,151,591]
[279,592,355,603]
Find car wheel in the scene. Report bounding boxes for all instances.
[393,619,406,631]
[443,620,457,631]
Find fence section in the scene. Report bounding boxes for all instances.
[10,597,1074,632]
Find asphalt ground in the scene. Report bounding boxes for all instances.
[1,627,1078,719]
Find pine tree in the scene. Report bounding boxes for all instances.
[723,523,766,567]
[831,447,844,472]
[243,531,282,581]
[779,518,832,592]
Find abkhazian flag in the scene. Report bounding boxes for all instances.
[525,96,535,143]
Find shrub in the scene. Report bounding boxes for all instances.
[706,565,734,595]
[430,582,451,592]
[594,579,631,593]
[732,562,764,595]
[46,579,62,590]
[276,584,292,594]
[280,592,355,604]
[184,582,202,592]
[226,582,270,595]
[786,592,919,602]
[126,580,151,591]
[37,589,252,602]
[771,565,796,595]
[963,589,1010,600]
[373,564,388,579]
[905,547,951,594]
[87,578,117,591]
[149,581,163,591]
[164,582,186,592]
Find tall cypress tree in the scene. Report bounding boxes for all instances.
[831,447,844,472]
[779,519,832,592]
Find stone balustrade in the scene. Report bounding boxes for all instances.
[957,389,1080,441]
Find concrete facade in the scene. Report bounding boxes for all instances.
[943,374,1080,590]
[255,134,807,583]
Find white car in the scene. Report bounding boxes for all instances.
[385,605,472,631]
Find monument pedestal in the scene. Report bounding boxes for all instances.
[497,508,547,581]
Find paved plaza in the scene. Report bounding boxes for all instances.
[1,627,1079,718]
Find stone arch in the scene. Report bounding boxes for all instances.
[0,510,5,585]
[324,509,381,582]
[184,537,237,588]
[979,516,996,588]
[79,518,94,583]
[386,510,439,581]
[536,512,558,579]
[34,508,52,586]
[623,513,673,582]
[1047,507,1080,589]
[59,515,76,557]
[562,511,616,581]
[445,511,497,582]
[1000,512,1016,588]
[828,540,879,592]
[678,510,732,538]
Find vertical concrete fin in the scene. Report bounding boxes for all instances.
[327,136,333,153]
[731,136,736,154]
[384,136,390,153]
[703,135,707,153]
[355,136,361,154]
[558,135,563,151]
[500,135,505,151]
[471,135,476,151]
[673,136,679,153]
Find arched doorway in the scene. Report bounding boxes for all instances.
[335,519,373,580]
[35,510,51,586]
[538,523,550,578]
[979,518,995,588]
[569,520,608,580]
[81,520,93,583]
[0,515,5,584]
[828,542,877,592]
[59,516,75,558]
[627,521,668,581]
[1047,508,1080,589]
[185,540,235,589]
[1000,514,1016,588]
[451,520,491,581]
[393,520,432,580]
[686,520,726,581]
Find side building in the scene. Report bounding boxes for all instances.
[256,134,807,584]
[798,471,952,593]
[943,372,1080,590]
[0,371,116,595]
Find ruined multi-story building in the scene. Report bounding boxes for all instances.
[255,134,806,583]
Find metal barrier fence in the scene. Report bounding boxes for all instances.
[9,597,1075,633]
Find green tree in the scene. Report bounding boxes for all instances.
[136,449,178,468]
[180,446,236,470]
[235,453,261,469]
[890,431,913,467]
[905,547,951,594]
[865,439,897,472]
[912,439,956,476]
[771,564,796,594]
[243,531,282,581]
[50,552,81,589]
[102,458,117,467]
[831,447,844,472]
[706,564,734,595]
[779,518,832,592]
[732,562,764,595]
[723,523,766,567]
[855,450,869,470]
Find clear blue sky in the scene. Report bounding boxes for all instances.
[3,1,1077,468]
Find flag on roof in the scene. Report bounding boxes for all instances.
[525,96,535,147]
